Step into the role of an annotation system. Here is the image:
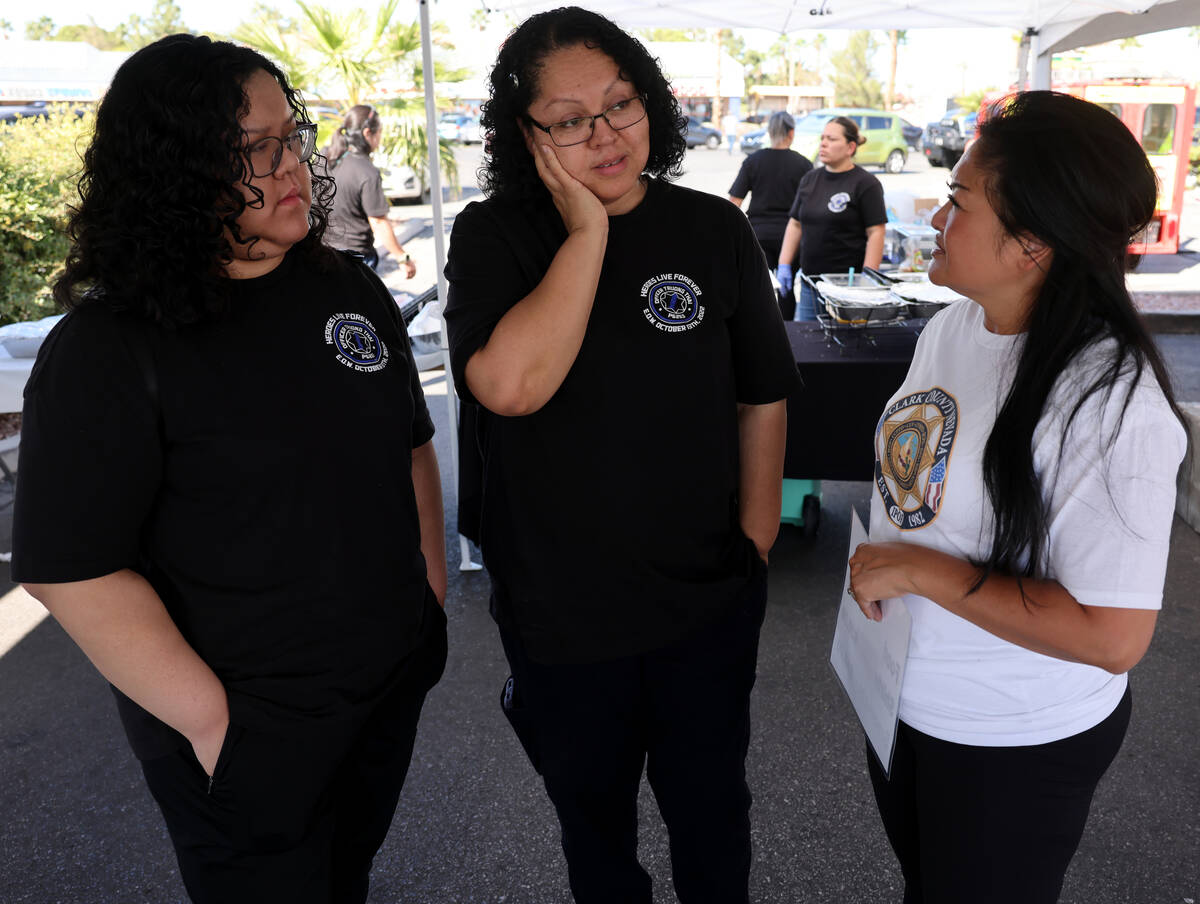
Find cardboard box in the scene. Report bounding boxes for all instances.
[912,197,940,224]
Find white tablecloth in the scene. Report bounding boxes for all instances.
[0,348,35,414]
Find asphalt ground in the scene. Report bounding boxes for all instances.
[0,146,1197,903]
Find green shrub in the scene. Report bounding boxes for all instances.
[0,106,94,325]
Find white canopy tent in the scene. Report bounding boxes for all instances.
[413,0,1199,569]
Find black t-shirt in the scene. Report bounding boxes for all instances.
[728,148,813,245]
[326,149,390,255]
[12,251,435,758]
[787,165,887,274]
[444,179,799,664]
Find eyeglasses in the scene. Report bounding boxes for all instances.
[526,96,647,148]
[245,122,318,178]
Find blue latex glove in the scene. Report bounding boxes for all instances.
[776,263,794,294]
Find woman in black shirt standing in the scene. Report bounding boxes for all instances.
[728,111,813,319]
[444,7,797,902]
[776,115,887,320]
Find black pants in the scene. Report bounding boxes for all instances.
[867,686,1132,904]
[498,563,768,904]
[141,596,447,904]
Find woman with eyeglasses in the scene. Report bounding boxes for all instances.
[444,8,797,903]
[323,104,417,278]
[848,92,1187,902]
[13,35,446,904]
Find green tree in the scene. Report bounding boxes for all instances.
[0,106,95,324]
[138,0,188,44]
[25,16,55,40]
[0,19,13,35]
[55,20,133,51]
[830,30,883,108]
[639,27,704,42]
[952,88,989,115]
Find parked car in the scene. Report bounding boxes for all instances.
[437,113,483,144]
[683,115,722,149]
[740,127,768,154]
[0,101,88,123]
[376,153,427,204]
[899,118,923,149]
[0,101,51,123]
[922,109,977,168]
[760,107,908,173]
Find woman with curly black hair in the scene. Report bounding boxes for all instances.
[849,92,1187,902]
[444,8,797,903]
[13,34,447,904]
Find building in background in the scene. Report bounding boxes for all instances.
[647,41,744,122]
[0,39,129,103]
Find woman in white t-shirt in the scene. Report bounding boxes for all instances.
[848,91,1188,903]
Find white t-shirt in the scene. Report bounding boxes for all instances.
[869,300,1186,746]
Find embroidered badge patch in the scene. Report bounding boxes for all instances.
[875,386,958,530]
[639,273,706,333]
[324,313,389,373]
[827,191,851,213]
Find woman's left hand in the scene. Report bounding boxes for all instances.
[403,257,417,280]
[847,541,927,621]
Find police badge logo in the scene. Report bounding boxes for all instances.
[324,313,390,373]
[875,387,958,530]
[640,273,706,333]
[827,191,851,213]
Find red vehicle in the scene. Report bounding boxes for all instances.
[982,80,1196,254]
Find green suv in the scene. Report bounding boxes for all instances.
[790,107,909,173]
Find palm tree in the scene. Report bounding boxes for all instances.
[233,0,459,193]
[885,29,907,110]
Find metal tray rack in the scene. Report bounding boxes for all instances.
[803,273,920,349]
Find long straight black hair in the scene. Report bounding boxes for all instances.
[971,91,1186,585]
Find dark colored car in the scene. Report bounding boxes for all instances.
[0,101,53,123]
[684,115,722,149]
[922,110,977,168]
[740,128,767,154]
[899,118,923,149]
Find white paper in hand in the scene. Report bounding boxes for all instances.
[829,508,912,777]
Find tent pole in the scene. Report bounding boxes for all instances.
[419,0,480,572]
[1030,29,1053,91]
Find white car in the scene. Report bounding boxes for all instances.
[437,113,484,144]
[376,154,427,203]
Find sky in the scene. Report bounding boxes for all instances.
[7,0,1197,123]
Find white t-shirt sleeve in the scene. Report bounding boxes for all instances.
[1038,369,1186,610]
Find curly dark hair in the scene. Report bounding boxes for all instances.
[54,33,337,327]
[478,6,687,201]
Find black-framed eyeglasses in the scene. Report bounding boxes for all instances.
[245,122,318,178]
[526,96,647,148]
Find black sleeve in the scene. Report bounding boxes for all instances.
[443,201,541,407]
[348,254,434,447]
[11,308,162,583]
[723,205,801,404]
[859,171,888,228]
[728,154,754,198]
